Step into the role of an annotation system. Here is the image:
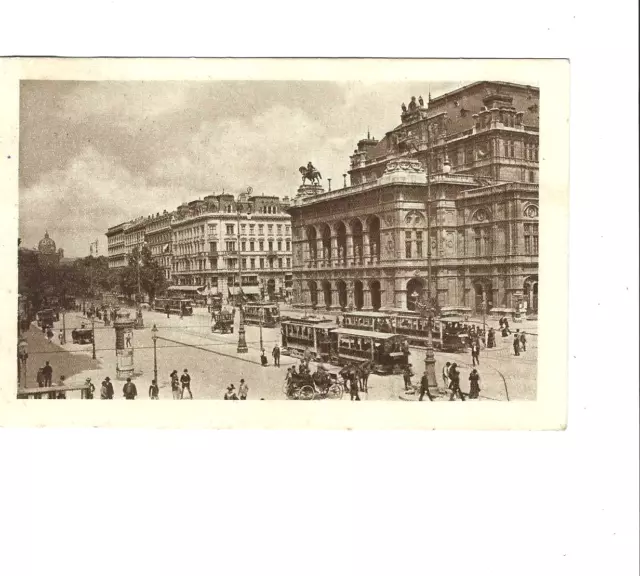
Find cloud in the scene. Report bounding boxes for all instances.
[19,146,187,256]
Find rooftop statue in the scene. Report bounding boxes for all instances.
[299,162,322,186]
[408,96,418,112]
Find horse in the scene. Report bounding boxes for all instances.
[299,166,322,186]
[358,361,372,393]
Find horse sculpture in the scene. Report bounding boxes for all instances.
[299,166,322,186]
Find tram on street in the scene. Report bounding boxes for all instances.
[328,328,410,375]
[341,310,469,352]
[243,303,280,328]
[281,316,338,361]
[153,298,194,316]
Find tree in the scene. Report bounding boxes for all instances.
[124,245,167,303]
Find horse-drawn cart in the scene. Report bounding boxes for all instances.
[284,367,344,400]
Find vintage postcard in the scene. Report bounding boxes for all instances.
[0,58,569,429]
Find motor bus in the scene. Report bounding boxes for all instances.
[243,303,280,328]
[153,298,194,316]
[281,316,338,361]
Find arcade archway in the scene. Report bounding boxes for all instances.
[370,280,381,311]
[406,278,425,311]
[354,280,364,310]
[321,280,332,310]
[337,279,348,310]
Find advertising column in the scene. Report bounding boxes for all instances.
[114,312,135,379]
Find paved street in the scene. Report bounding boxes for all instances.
[22,306,537,401]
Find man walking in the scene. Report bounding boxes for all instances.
[349,372,361,401]
[520,331,527,352]
[123,377,138,400]
[100,376,114,399]
[471,340,480,366]
[149,379,159,400]
[418,371,434,402]
[272,344,281,367]
[180,369,193,399]
[402,364,414,392]
[442,361,451,391]
[42,361,53,387]
[238,379,248,400]
[513,333,521,356]
[448,363,465,401]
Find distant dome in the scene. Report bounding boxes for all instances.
[38,231,57,254]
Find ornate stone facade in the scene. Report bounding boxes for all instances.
[288,81,539,317]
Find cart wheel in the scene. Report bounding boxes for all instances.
[327,383,343,400]
[298,385,314,401]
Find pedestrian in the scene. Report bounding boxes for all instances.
[349,372,360,401]
[170,370,181,400]
[58,330,64,344]
[442,361,451,390]
[520,331,527,352]
[149,379,159,400]
[513,333,521,356]
[179,306,184,320]
[180,369,193,399]
[448,363,465,401]
[272,344,281,367]
[165,304,170,318]
[224,384,238,400]
[238,379,248,400]
[123,377,138,400]
[503,317,511,334]
[260,349,268,367]
[84,377,95,399]
[42,360,53,387]
[46,327,54,342]
[402,364,414,391]
[56,375,67,399]
[471,340,480,366]
[100,376,114,399]
[418,372,434,402]
[468,369,481,399]
[487,328,496,348]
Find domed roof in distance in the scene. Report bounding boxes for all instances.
[38,231,57,254]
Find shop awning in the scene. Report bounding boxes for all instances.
[228,286,260,295]
[167,286,205,293]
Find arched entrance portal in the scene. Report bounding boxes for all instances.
[473,280,492,313]
[267,278,276,301]
[354,280,364,310]
[306,226,317,260]
[406,278,425,311]
[368,216,381,264]
[321,280,332,310]
[308,280,318,308]
[321,225,332,263]
[370,280,381,311]
[336,222,347,267]
[337,280,348,310]
[524,276,538,313]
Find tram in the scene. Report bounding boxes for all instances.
[329,328,409,375]
[153,298,194,316]
[243,303,280,328]
[281,316,337,361]
[341,310,469,352]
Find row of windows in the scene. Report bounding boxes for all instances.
[174,223,292,240]
[524,224,539,255]
[173,257,291,272]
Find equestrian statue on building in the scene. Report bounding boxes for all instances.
[299,161,322,186]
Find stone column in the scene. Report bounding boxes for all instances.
[330,288,341,310]
[331,235,339,267]
[347,280,355,310]
[316,238,323,265]
[346,234,354,266]
[363,231,370,265]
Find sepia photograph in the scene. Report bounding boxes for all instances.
[3,58,569,428]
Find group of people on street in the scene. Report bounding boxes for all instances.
[409,361,482,402]
[169,369,193,399]
[224,379,248,400]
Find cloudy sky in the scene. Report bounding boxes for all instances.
[19,79,460,257]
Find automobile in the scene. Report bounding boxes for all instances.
[71,327,93,344]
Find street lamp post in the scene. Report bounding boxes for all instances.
[91,314,96,360]
[61,309,66,345]
[151,324,158,386]
[17,338,28,389]
[236,202,248,353]
[135,248,144,329]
